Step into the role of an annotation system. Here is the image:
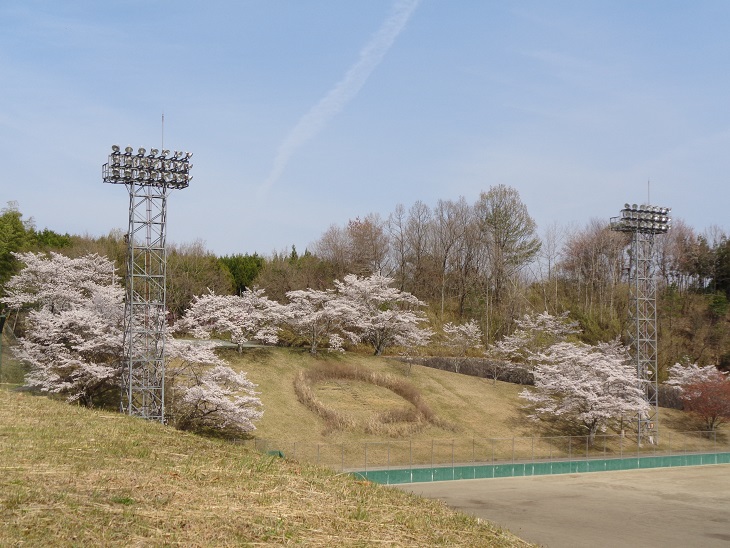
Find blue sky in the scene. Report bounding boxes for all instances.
[2,1,729,255]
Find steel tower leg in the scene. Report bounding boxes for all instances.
[628,231,659,445]
[120,182,168,422]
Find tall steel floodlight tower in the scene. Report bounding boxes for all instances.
[103,145,192,421]
[610,203,671,445]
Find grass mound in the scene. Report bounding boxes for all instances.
[0,390,532,546]
[294,361,451,436]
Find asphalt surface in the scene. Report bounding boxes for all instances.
[398,464,730,548]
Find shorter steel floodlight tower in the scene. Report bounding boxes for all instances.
[103,145,193,422]
[610,202,671,445]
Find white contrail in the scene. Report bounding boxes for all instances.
[260,0,420,194]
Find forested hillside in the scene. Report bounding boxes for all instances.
[2,188,729,377]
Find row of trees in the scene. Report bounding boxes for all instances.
[4,250,729,439]
[4,190,730,375]
[177,273,432,356]
[253,188,730,371]
[311,190,730,317]
[491,311,730,440]
[1,252,437,433]
[311,184,541,323]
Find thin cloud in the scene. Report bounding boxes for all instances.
[260,0,420,194]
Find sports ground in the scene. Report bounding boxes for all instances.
[399,464,730,547]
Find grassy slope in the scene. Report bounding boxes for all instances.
[230,347,529,444]
[1,345,717,545]
[0,390,532,547]
[228,347,701,448]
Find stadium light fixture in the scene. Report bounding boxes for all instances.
[103,144,192,190]
[610,202,671,234]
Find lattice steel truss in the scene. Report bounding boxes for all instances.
[611,203,671,445]
[103,145,192,421]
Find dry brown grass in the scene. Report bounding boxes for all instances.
[225,347,530,446]
[222,348,728,469]
[294,361,448,437]
[0,390,533,547]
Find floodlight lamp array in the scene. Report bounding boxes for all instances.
[103,145,193,189]
[611,203,671,234]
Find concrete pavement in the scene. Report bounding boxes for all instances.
[398,464,730,547]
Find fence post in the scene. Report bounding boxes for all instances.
[620,432,623,458]
[668,432,671,456]
[531,436,534,462]
[452,439,455,468]
[585,435,589,459]
[492,438,495,465]
[568,436,572,461]
[431,439,434,468]
[549,438,553,462]
[472,438,475,464]
[512,437,515,464]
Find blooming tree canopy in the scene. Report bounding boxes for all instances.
[3,251,118,312]
[3,252,264,433]
[520,339,649,444]
[283,288,357,353]
[174,289,281,350]
[680,377,730,431]
[442,319,483,356]
[666,361,729,431]
[666,362,724,392]
[492,311,581,366]
[2,252,123,406]
[333,273,432,355]
[166,338,263,434]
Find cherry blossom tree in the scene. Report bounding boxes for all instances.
[174,289,282,351]
[333,273,432,355]
[1,252,124,406]
[166,338,263,434]
[3,251,118,311]
[3,252,264,434]
[666,361,729,431]
[442,319,483,356]
[666,362,723,393]
[492,311,581,366]
[283,288,358,354]
[520,339,649,445]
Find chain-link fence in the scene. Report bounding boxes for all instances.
[0,313,24,386]
[240,430,729,472]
